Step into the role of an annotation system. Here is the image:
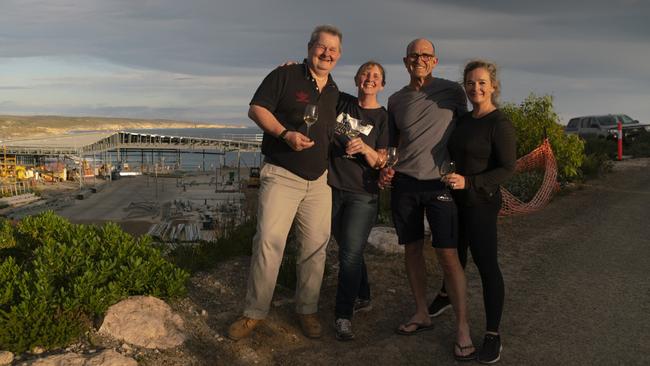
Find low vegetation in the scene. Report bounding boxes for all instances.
[166,220,256,273]
[166,219,303,291]
[0,212,189,353]
[625,130,650,158]
[502,171,545,203]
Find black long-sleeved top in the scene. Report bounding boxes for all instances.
[447,109,516,206]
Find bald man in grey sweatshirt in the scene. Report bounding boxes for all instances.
[380,38,475,358]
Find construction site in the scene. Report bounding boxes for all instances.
[0,131,262,243]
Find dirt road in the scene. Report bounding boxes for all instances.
[496,158,650,365]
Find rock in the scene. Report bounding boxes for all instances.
[367,227,403,253]
[31,346,45,355]
[99,296,186,349]
[25,349,136,366]
[119,343,134,356]
[0,351,14,365]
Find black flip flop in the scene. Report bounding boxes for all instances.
[395,321,434,336]
[454,342,477,362]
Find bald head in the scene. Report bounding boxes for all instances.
[406,38,435,56]
[403,38,438,87]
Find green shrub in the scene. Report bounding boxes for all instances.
[275,229,331,291]
[627,130,650,157]
[166,219,256,273]
[579,137,615,179]
[276,239,298,291]
[502,94,585,180]
[0,257,20,308]
[583,137,617,158]
[0,211,189,353]
[0,220,15,250]
[578,130,650,178]
[377,189,392,225]
[167,216,301,290]
[580,153,613,179]
[503,171,545,203]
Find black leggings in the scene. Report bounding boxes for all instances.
[441,201,504,333]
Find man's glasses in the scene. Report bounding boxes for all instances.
[407,53,435,62]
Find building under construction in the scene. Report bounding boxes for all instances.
[1,130,262,190]
[0,131,263,243]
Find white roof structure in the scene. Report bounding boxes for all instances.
[1,131,262,156]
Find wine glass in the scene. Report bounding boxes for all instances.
[343,126,361,159]
[437,160,455,202]
[384,147,398,188]
[440,160,455,176]
[303,104,318,138]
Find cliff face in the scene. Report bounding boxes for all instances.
[0,115,242,139]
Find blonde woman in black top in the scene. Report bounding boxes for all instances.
[442,60,516,364]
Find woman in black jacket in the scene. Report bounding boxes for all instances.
[441,59,516,364]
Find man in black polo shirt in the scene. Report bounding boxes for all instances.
[228,24,342,340]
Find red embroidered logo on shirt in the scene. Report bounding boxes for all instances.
[295,91,310,103]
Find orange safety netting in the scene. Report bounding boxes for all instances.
[499,139,560,216]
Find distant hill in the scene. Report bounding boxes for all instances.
[0,115,244,140]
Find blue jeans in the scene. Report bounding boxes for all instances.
[331,187,378,319]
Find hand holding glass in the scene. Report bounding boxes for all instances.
[303,104,318,138]
[437,160,455,202]
[440,161,455,176]
[383,147,398,188]
[343,126,361,159]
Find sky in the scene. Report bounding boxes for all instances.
[0,0,648,126]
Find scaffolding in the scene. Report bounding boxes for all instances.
[0,148,17,179]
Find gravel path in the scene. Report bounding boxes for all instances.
[215,159,650,365]
[496,158,650,365]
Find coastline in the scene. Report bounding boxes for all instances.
[0,114,248,140]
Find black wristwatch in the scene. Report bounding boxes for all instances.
[278,129,289,141]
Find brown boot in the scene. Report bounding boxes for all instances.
[298,313,322,339]
[228,317,262,340]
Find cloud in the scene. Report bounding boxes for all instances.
[0,0,648,123]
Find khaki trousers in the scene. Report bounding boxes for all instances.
[243,163,332,319]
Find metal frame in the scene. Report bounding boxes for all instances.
[2,131,263,157]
